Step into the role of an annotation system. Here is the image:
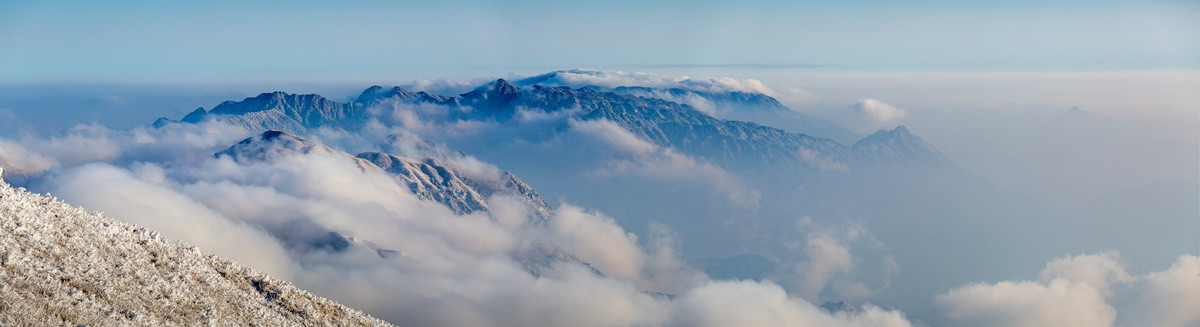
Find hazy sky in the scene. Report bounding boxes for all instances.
[2,0,1197,83]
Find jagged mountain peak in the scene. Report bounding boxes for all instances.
[463,78,520,99]
[493,78,517,91]
[355,151,553,221]
[354,85,453,107]
[260,129,301,142]
[356,85,412,102]
[852,125,945,165]
[215,130,330,163]
[854,125,916,147]
[208,91,346,115]
[362,85,385,93]
[182,90,368,132]
[180,107,208,123]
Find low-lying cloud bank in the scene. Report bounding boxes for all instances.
[936,252,1200,327]
[0,121,910,326]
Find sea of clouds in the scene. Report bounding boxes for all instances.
[0,72,1197,326]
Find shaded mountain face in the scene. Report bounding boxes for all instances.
[216,130,333,162]
[0,176,390,326]
[181,92,370,133]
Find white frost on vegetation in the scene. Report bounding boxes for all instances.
[0,178,391,326]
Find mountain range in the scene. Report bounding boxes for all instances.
[168,78,941,175]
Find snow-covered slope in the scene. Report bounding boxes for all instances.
[219,131,552,220]
[357,152,553,221]
[181,91,370,133]
[516,70,862,144]
[456,79,939,174]
[0,173,391,326]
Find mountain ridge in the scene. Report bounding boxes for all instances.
[172,80,932,175]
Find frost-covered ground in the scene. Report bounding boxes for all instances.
[0,172,391,326]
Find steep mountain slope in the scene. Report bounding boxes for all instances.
[219,131,552,221]
[357,152,553,221]
[0,172,390,326]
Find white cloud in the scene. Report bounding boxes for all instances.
[0,138,58,174]
[406,78,479,96]
[855,99,908,123]
[1120,255,1200,327]
[24,124,123,166]
[795,233,857,299]
[548,204,645,279]
[38,163,296,279]
[937,252,1200,327]
[1037,251,1133,297]
[782,218,893,303]
[937,278,1115,327]
[666,280,913,327]
[640,223,710,295]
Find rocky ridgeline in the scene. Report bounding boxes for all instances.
[0,173,391,326]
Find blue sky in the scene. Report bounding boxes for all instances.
[2,0,1197,83]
